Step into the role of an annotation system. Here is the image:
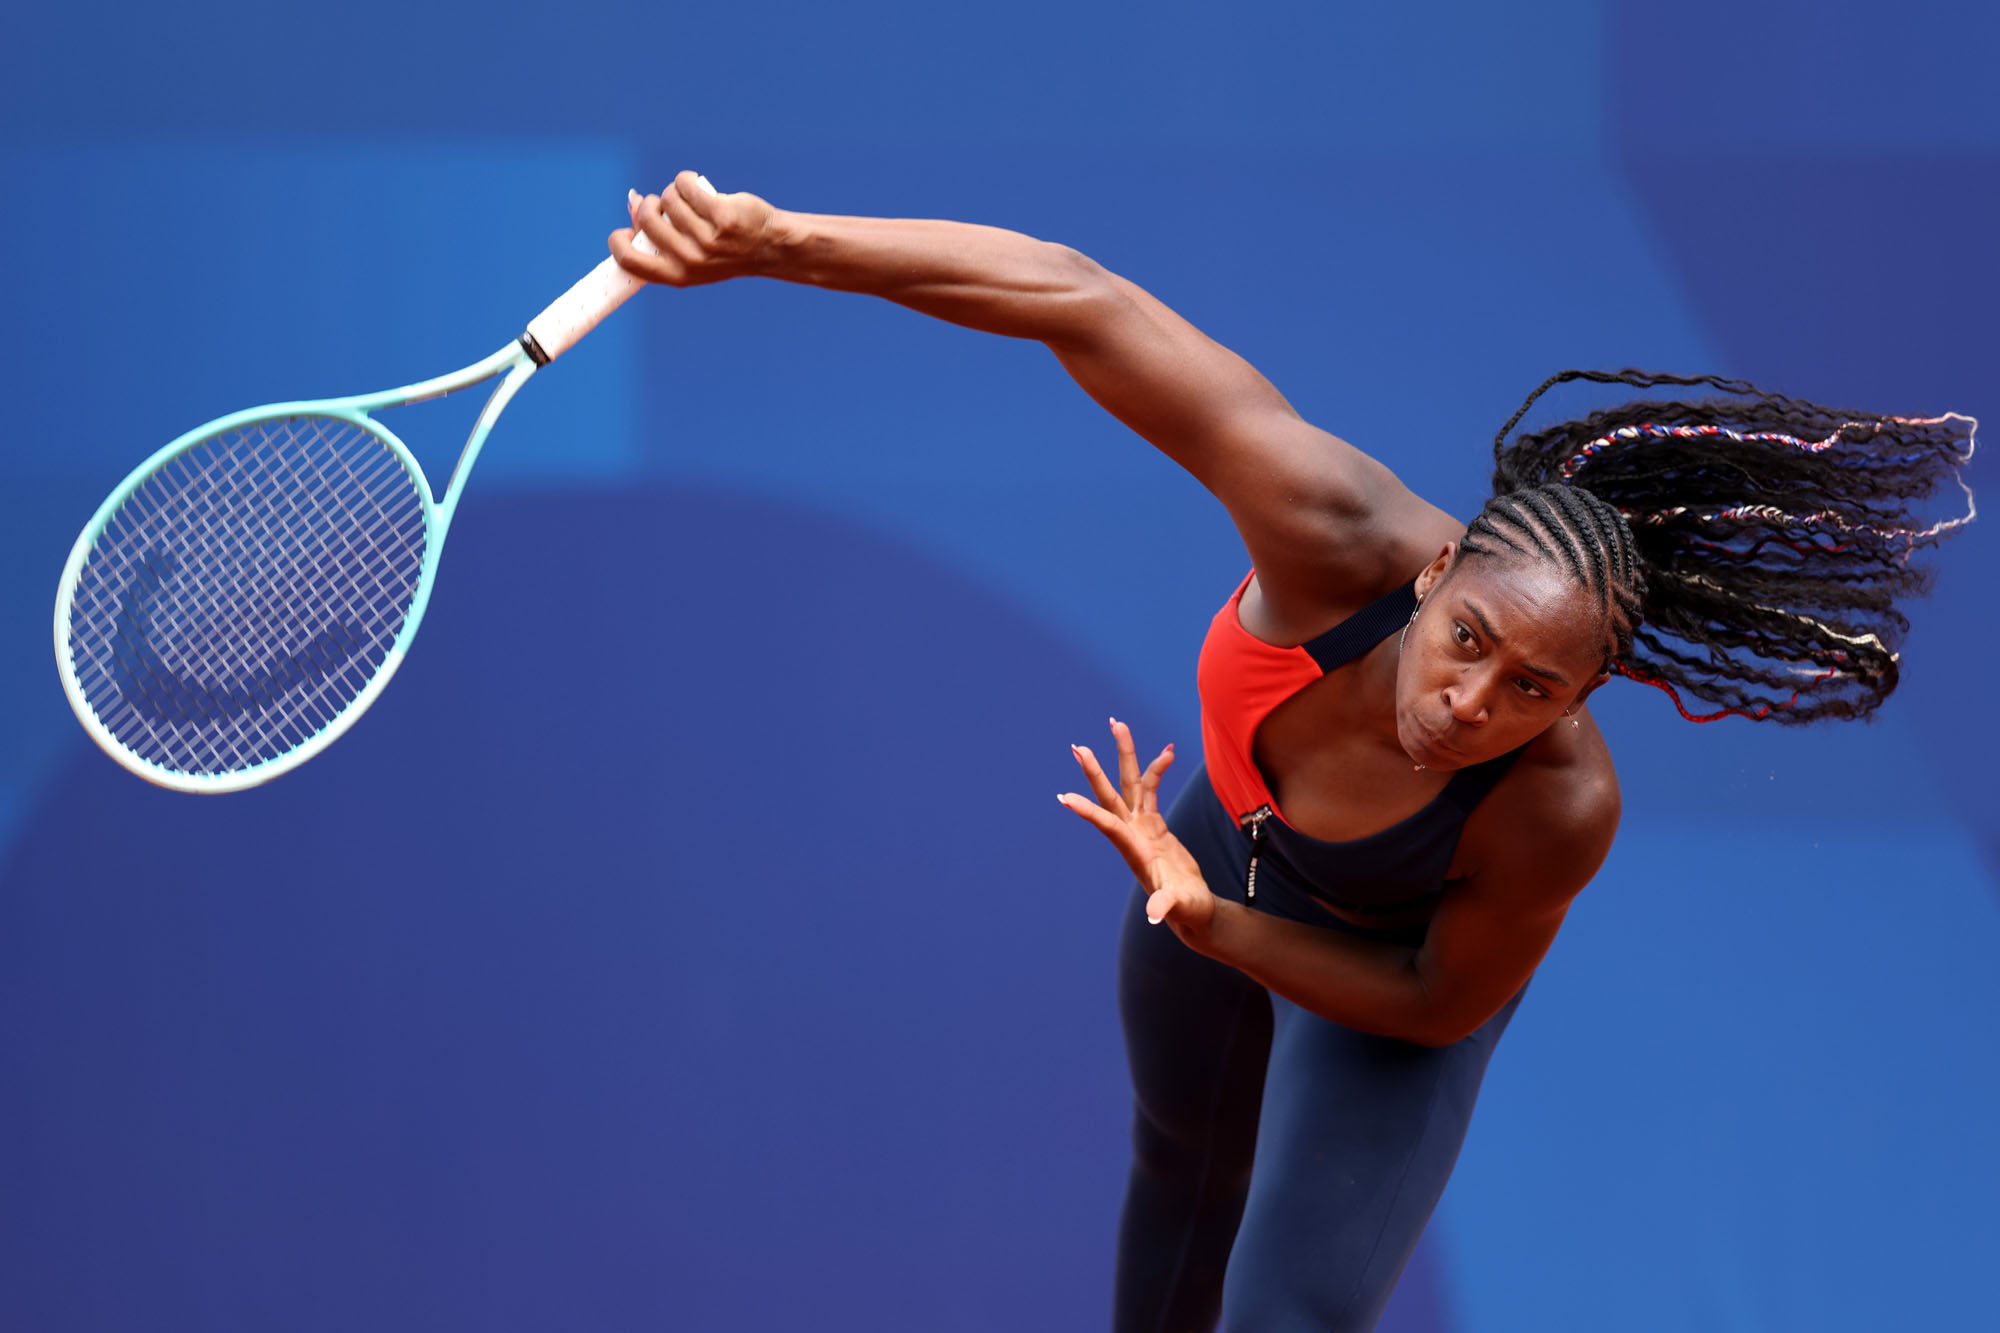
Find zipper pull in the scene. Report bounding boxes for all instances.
[1239,804,1273,903]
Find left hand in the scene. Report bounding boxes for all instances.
[1058,719,1218,933]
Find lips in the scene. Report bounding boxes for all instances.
[1412,718,1462,763]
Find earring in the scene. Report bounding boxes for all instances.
[1562,706,1580,729]
[1406,596,1425,768]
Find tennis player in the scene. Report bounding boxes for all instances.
[611,174,1974,1332]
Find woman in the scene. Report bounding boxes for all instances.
[610,175,1976,1332]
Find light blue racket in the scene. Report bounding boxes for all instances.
[54,184,708,793]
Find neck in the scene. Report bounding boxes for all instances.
[1348,622,1414,754]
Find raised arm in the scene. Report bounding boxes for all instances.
[612,173,1444,614]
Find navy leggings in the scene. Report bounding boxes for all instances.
[1113,767,1526,1333]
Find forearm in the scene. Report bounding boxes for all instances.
[626,180,1337,542]
[760,211,1112,345]
[1177,900,1447,1046]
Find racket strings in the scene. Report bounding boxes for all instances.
[78,426,415,771]
[65,415,429,776]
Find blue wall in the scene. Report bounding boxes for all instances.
[3,4,1995,1329]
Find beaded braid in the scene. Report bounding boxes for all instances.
[1460,368,1976,725]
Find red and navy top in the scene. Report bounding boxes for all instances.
[1195,571,1522,920]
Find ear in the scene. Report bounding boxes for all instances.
[1412,542,1457,602]
[1567,668,1615,713]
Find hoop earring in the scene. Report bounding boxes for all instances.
[1405,595,1425,769]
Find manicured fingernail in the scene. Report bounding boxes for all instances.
[1056,793,1069,806]
[1165,742,1175,751]
[1109,716,1120,728]
[1147,912,1164,925]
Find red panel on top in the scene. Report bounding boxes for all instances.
[1195,571,1325,825]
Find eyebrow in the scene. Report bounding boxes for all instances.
[1463,600,1572,688]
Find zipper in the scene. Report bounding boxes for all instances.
[1239,804,1274,902]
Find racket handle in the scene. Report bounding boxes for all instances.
[522,175,717,364]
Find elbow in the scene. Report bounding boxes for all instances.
[1039,244,1125,347]
[1046,241,1108,291]
[1404,976,1479,1048]
[1406,1019,1478,1049]
[1406,996,1509,1048]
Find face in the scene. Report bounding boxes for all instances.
[1394,546,1612,769]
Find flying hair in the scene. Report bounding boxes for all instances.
[1460,368,1977,725]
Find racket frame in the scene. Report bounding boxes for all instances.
[53,340,539,793]
[54,187,698,792]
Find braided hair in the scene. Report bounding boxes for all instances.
[1456,369,1977,724]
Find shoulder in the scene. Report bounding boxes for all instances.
[1242,425,1469,641]
[1457,718,1621,904]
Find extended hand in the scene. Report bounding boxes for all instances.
[1058,719,1217,933]
[610,171,792,286]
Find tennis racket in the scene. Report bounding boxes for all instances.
[53,178,713,793]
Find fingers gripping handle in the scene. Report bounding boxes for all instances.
[521,174,716,363]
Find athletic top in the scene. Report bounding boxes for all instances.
[1195,571,1522,919]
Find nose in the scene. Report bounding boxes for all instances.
[1443,680,1489,726]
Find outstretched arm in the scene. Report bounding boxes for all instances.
[611,174,1442,613]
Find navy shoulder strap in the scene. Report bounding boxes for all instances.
[1440,746,1526,816]
[1300,581,1417,674]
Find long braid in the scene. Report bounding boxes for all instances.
[1467,368,1976,724]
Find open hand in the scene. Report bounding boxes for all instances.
[610,171,792,287]
[1058,719,1217,933]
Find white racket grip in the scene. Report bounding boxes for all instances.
[522,175,717,363]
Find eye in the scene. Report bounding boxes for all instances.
[1452,621,1476,649]
[1514,677,1546,699]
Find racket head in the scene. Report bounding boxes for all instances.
[54,404,442,793]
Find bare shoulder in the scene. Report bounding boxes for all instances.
[1240,417,1469,639]
[1455,717,1622,904]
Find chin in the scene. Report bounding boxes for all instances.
[1398,715,1470,771]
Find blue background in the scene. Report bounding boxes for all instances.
[3,3,1996,1329]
